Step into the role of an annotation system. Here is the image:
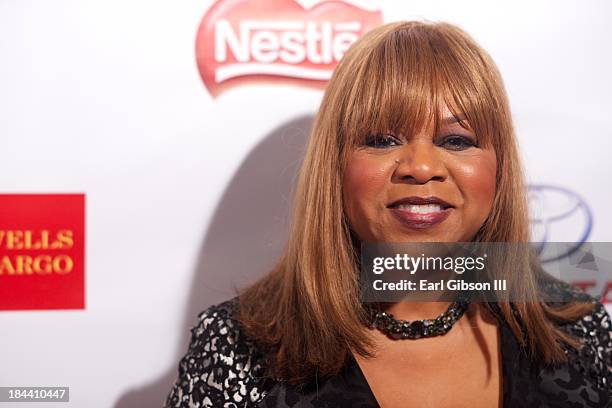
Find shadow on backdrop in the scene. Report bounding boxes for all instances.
[114,114,313,407]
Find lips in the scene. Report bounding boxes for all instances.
[387,196,454,229]
[388,196,453,209]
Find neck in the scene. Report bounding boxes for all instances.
[384,300,453,321]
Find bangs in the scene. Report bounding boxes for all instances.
[338,23,499,152]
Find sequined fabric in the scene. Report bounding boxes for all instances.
[164,281,611,407]
[163,301,269,407]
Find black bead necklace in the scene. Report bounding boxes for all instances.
[368,299,470,340]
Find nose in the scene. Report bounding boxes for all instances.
[392,140,448,184]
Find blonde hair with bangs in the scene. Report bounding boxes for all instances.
[237,20,592,385]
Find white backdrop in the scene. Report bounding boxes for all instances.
[1,0,611,407]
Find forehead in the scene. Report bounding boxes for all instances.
[395,102,471,135]
[438,104,470,128]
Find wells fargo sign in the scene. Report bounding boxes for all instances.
[0,194,85,310]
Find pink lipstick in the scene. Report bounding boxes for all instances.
[387,196,454,229]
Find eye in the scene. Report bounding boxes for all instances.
[364,133,400,148]
[439,135,477,151]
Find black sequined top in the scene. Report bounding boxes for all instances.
[164,282,611,408]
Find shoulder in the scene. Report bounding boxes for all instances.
[539,277,596,303]
[562,296,611,392]
[540,278,611,345]
[541,279,611,391]
[164,297,270,408]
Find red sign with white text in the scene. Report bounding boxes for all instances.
[196,0,383,97]
[0,194,85,310]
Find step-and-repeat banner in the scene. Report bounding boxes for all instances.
[1,0,610,406]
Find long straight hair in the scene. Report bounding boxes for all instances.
[237,20,592,385]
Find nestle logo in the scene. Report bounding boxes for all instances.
[196,0,382,97]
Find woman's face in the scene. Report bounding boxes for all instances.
[343,105,497,243]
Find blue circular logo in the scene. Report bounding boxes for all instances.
[528,184,593,263]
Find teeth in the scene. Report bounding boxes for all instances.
[396,204,443,213]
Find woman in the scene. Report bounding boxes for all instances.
[165,21,611,407]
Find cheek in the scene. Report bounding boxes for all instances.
[451,150,497,221]
[343,154,392,230]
